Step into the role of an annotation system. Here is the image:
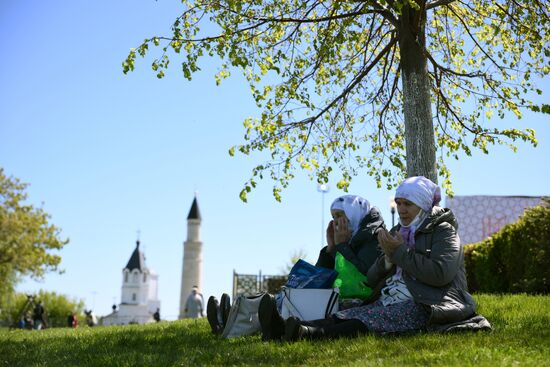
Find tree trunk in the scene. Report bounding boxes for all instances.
[399,2,437,183]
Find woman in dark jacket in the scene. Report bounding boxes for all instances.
[259,195,385,340]
[315,195,385,301]
[260,176,489,341]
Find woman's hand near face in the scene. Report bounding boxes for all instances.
[333,216,352,245]
[377,228,404,258]
[326,220,335,252]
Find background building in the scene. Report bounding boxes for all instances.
[445,195,544,245]
[101,240,160,325]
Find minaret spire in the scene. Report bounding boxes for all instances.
[187,195,201,221]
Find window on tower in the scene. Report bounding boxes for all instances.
[132,293,136,301]
[124,272,128,283]
[143,273,147,282]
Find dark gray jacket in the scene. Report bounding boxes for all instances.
[367,207,477,328]
[316,207,385,276]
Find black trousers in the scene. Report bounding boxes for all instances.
[300,317,367,339]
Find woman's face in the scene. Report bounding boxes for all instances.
[331,209,349,230]
[395,198,421,226]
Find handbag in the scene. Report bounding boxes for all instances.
[286,259,338,289]
[280,287,339,321]
[221,292,265,338]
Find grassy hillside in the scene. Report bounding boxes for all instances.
[1,294,549,367]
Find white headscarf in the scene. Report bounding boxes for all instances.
[395,176,441,246]
[330,195,371,236]
[395,176,441,212]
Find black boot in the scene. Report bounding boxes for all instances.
[300,317,337,328]
[220,293,231,328]
[284,316,322,341]
[206,296,223,335]
[321,319,367,338]
[285,317,366,341]
[258,293,285,341]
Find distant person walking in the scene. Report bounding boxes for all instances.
[24,311,34,330]
[17,317,25,329]
[85,310,98,327]
[33,301,46,330]
[184,286,204,318]
[67,312,78,328]
[153,308,161,322]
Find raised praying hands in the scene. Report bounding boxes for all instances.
[377,228,404,258]
[326,217,352,252]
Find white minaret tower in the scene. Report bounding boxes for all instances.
[178,195,203,319]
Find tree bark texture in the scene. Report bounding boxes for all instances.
[399,2,438,183]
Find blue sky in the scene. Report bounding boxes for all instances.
[1,1,548,319]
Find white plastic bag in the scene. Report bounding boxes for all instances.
[280,287,339,321]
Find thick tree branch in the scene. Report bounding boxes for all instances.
[427,0,457,10]
[253,9,384,23]
[152,19,270,44]
[369,0,399,27]
[213,1,387,25]
[250,36,398,151]
[425,48,486,78]
[347,0,399,26]
[295,36,398,128]
[378,62,401,137]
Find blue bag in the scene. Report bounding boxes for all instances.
[285,259,338,289]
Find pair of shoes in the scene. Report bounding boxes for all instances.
[284,316,312,342]
[258,293,285,341]
[207,296,223,335]
[207,294,232,335]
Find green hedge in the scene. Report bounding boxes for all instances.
[464,198,549,294]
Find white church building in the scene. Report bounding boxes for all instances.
[101,240,160,325]
[100,196,203,325]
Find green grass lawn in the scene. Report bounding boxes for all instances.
[1,294,549,367]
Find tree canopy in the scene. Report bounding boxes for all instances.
[0,168,68,304]
[124,0,549,201]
